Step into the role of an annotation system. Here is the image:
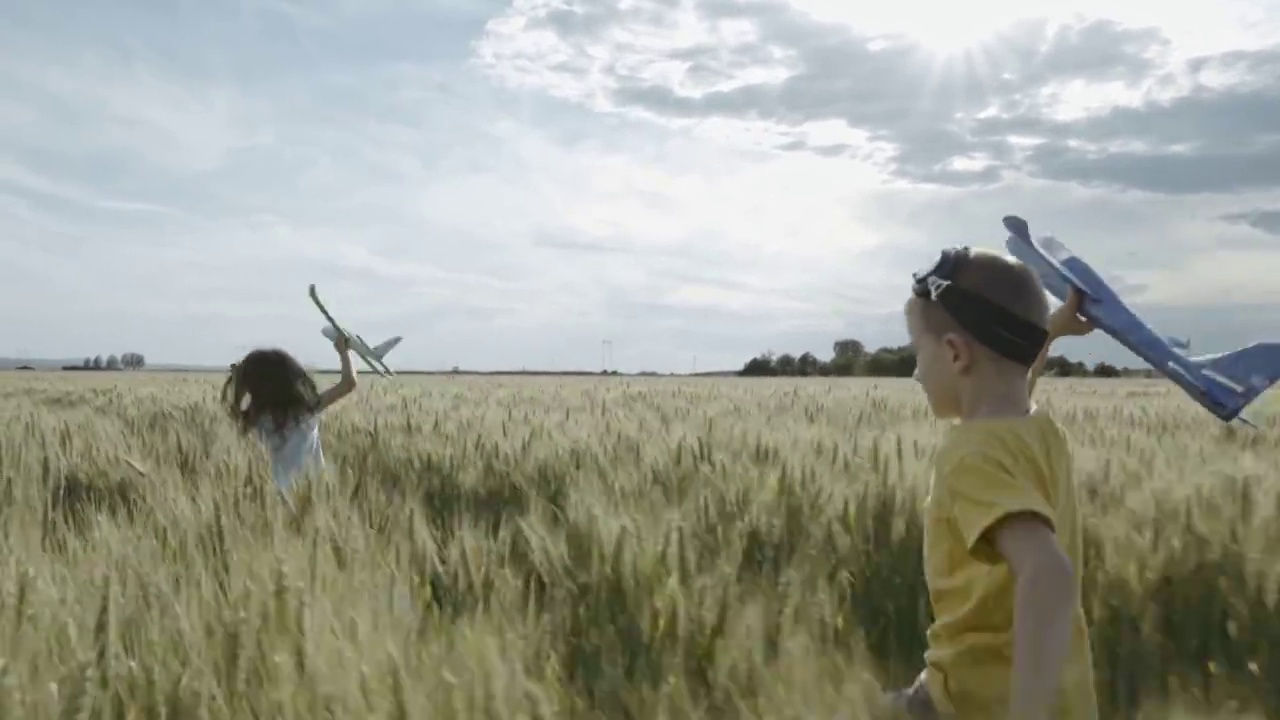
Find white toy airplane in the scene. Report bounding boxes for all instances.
[320,326,402,369]
[309,284,400,378]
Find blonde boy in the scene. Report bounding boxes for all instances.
[889,246,1098,719]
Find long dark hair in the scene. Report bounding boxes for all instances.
[222,348,320,437]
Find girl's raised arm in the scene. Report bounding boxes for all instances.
[315,334,357,413]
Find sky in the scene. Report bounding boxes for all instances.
[1,0,1279,373]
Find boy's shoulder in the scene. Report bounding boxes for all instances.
[929,412,1074,534]
[935,410,1070,473]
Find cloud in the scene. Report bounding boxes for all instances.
[472,0,1280,366]
[0,1,914,371]
[1222,208,1280,236]
[477,0,1280,195]
[2,0,1279,373]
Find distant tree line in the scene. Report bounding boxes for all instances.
[62,353,147,371]
[739,339,1123,378]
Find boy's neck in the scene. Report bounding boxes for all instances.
[958,375,1032,421]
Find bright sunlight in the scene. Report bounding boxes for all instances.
[788,0,1038,56]
[786,0,1280,59]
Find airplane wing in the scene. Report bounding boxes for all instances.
[371,336,403,360]
[309,284,389,378]
[1004,216,1159,345]
[1000,216,1280,424]
[1002,216,1100,302]
[321,327,399,365]
[353,334,395,376]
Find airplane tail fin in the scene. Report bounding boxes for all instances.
[1190,342,1280,418]
[371,336,402,360]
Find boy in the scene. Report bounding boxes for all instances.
[889,246,1098,719]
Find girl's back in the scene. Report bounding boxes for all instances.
[224,340,357,494]
[257,412,324,491]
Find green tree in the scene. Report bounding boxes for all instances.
[796,352,822,376]
[740,341,1097,380]
[1092,361,1121,378]
[775,353,798,376]
[832,339,865,361]
[862,345,916,377]
[1045,355,1088,377]
[829,339,865,375]
[739,353,778,377]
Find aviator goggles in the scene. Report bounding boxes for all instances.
[911,247,1048,367]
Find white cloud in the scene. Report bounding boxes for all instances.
[1,0,1278,372]
[475,0,1280,343]
[1129,249,1280,307]
[787,0,1280,57]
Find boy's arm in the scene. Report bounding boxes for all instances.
[989,514,1078,720]
[946,456,1075,720]
[1029,288,1093,399]
[315,340,357,412]
[1026,340,1054,399]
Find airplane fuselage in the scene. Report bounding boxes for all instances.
[318,325,399,376]
[1059,258,1239,417]
[1006,227,1238,419]
[321,325,376,357]
[1004,215,1280,425]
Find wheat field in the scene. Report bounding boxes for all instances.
[0,372,1276,719]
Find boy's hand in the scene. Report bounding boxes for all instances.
[1047,288,1093,340]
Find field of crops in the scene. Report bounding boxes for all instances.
[1,372,1277,719]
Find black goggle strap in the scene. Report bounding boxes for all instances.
[927,278,1049,367]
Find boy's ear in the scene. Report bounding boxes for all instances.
[942,332,972,371]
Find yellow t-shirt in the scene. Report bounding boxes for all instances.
[921,411,1098,719]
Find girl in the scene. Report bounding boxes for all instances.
[221,333,357,493]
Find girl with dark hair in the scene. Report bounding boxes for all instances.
[221,334,357,493]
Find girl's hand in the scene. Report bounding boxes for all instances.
[1048,288,1094,340]
[333,332,350,354]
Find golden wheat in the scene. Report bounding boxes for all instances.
[0,372,1276,719]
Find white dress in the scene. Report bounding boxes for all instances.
[256,413,325,492]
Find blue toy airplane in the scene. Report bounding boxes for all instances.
[1003,215,1280,425]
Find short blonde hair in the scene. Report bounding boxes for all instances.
[917,249,1049,339]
